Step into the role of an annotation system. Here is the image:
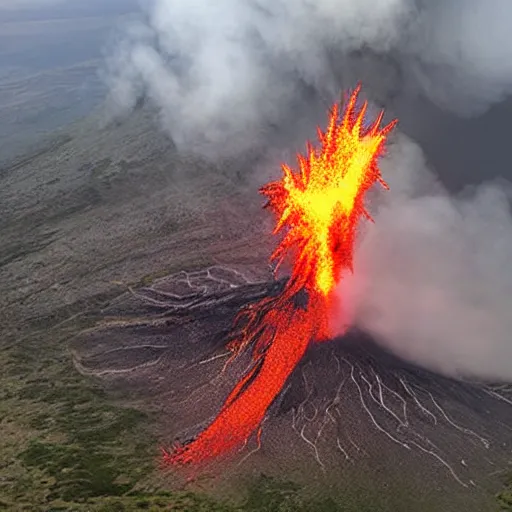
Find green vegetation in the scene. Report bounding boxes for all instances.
[1,331,157,510]
[243,475,341,512]
[19,441,134,501]
[497,475,512,510]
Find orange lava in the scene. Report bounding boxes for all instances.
[164,84,396,467]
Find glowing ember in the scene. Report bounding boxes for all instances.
[163,84,397,467]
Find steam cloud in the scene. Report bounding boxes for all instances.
[106,0,512,158]
[106,1,512,382]
[337,135,512,382]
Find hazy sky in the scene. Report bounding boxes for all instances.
[0,0,68,9]
[0,0,138,11]
[0,0,140,21]
[0,0,140,162]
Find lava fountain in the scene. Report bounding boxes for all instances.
[164,84,397,467]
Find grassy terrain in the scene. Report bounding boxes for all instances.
[1,312,152,510]
[498,477,512,511]
[0,327,351,511]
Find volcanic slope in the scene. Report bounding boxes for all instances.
[71,264,512,512]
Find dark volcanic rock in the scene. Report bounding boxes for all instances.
[71,265,512,512]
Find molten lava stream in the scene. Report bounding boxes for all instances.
[166,293,327,466]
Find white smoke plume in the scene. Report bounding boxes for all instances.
[106,0,512,158]
[337,134,512,382]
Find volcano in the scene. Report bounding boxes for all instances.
[71,263,512,511]
[5,81,512,511]
[67,89,512,512]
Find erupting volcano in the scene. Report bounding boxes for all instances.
[164,84,397,467]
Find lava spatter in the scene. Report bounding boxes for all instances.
[164,84,397,467]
